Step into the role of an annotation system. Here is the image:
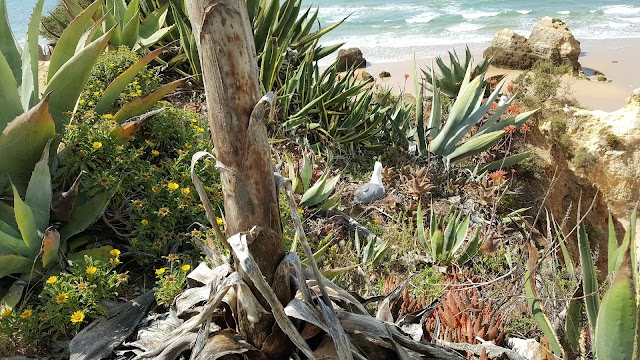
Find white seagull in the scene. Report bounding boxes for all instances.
[497,95,509,107]
[353,161,385,204]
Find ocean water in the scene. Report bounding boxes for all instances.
[300,0,640,63]
[5,0,57,44]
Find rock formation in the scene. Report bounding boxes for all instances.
[484,17,581,72]
[336,48,366,72]
[565,89,640,218]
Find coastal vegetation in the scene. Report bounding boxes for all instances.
[0,0,637,359]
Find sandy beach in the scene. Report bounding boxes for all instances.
[359,37,640,112]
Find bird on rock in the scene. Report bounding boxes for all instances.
[353,161,385,204]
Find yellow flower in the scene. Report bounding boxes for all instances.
[110,249,121,257]
[141,219,149,225]
[190,118,197,123]
[155,268,166,276]
[297,208,304,214]
[79,99,85,104]
[109,257,120,266]
[216,217,224,225]
[88,101,94,106]
[181,264,191,272]
[181,187,190,195]
[92,141,103,150]
[56,292,69,304]
[46,276,58,284]
[1,307,11,317]
[151,186,160,193]
[86,266,97,275]
[70,311,85,323]
[151,150,160,156]
[145,140,155,146]
[67,124,76,130]
[117,273,128,282]
[167,182,179,190]
[109,63,115,67]
[185,144,192,149]
[20,309,33,318]
[157,207,169,216]
[197,127,204,133]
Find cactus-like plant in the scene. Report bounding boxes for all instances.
[285,152,340,210]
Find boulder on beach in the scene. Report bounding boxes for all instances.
[483,17,581,72]
[336,47,367,72]
[379,71,391,78]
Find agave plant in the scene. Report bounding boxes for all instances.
[0,145,114,303]
[416,202,481,266]
[0,0,115,194]
[285,152,340,210]
[525,207,639,359]
[414,61,537,165]
[422,47,490,99]
[44,0,174,50]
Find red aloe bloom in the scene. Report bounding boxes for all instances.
[404,73,410,80]
[520,124,531,134]
[504,125,518,134]
[507,105,521,114]
[507,83,515,93]
[488,170,508,183]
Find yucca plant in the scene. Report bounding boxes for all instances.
[416,202,481,266]
[422,47,490,99]
[414,61,537,165]
[525,207,639,359]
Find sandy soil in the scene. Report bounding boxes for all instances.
[355,37,640,112]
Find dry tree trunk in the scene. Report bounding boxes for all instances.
[186,1,291,357]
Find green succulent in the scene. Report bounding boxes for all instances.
[416,202,480,266]
[422,47,490,99]
[286,152,340,210]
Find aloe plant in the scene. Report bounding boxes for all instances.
[416,202,480,266]
[414,61,537,165]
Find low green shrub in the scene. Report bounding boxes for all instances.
[604,132,622,149]
[0,252,126,351]
[572,147,598,172]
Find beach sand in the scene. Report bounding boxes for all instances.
[358,38,640,112]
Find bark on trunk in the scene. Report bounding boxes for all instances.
[186,1,290,357]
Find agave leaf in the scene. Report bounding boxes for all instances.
[41,227,60,268]
[254,0,279,53]
[314,43,343,61]
[110,107,166,142]
[59,188,116,245]
[113,78,185,123]
[0,230,31,257]
[19,0,44,111]
[456,228,480,266]
[0,254,33,278]
[272,0,300,41]
[442,213,457,253]
[565,287,583,355]
[475,152,530,173]
[0,52,23,129]
[294,17,346,47]
[608,212,622,273]
[139,2,169,36]
[594,245,636,360]
[25,143,51,233]
[12,184,39,252]
[0,0,22,83]
[578,220,600,334]
[318,193,340,211]
[0,281,26,309]
[426,65,440,147]
[452,214,470,254]
[525,242,565,357]
[121,0,140,48]
[478,109,538,135]
[48,0,102,80]
[322,264,359,279]
[447,130,505,164]
[0,96,55,195]
[46,27,114,133]
[0,219,19,239]
[75,14,108,52]
[431,230,444,261]
[299,173,327,207]
[0,202,16,229]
